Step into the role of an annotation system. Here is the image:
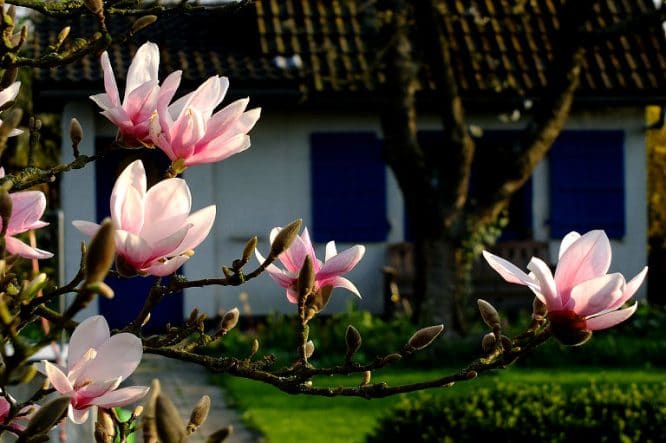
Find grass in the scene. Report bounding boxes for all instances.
[212,366,666,443]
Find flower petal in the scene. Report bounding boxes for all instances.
[68,405,90,424]
[554,230,612,295]
[76,333,143,383]
[143,177,191,236]
[4,236,53,259]
[527,257,560,310]
[142,255,190,277]
[91,386,150,408]
[585,303,638,331]
[72,220,101,237]
[318,245,365,281]
[558,231,581,259]
[482,251,535,286]
[68,315,110,368]
[125,42,159,101]
[99,52,120,107]
[43,361,73,394]
[605,266,648,312]
[569,273,625,318]
[174,205,216,254]
[0,81,20,109]
[320,276,362,298]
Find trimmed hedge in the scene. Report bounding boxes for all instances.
[366,383,666,443]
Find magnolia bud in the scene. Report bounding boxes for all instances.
[85,218,115,284]
[205,426,233,443]
[361,370,371,386]
[186,395,211,435]
[345,325,362,359]
[217,308,240,335]
[477,299,501,329]
[268,219,302,258]
[406,324,444,351]
[481,332,496,353]
[155,394,186,443]
[240,236,258,266]
[70,118,83,156]
[381,353,402,365]
[86,281,114,299]
[297,255,315,303]
[249,338,259,356]
[133,405,144,418]
[55,26,70,47]
[95,409,115,443]
[500,335,513,351]
[131,15,157,34]
[304,340,315,359]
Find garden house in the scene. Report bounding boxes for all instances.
[30,0,666,327]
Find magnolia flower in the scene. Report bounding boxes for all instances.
[0,168,53,259]
[483,230,647,345]
[73,160,215,276]
[0,393,35,433]
[149,75,260,172]
[0,81,22,136]
[41,315,148,424]
[90,42,181,147]
[256,226,365,303]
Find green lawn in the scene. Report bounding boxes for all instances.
[213,367,666,443]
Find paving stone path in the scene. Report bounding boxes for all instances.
[127,354,260,443]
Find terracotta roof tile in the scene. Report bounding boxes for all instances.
[29,0,666,103]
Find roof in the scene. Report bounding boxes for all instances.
[29,0,666,107]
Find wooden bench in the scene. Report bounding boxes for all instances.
[383,240,551,317]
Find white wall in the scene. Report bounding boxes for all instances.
[209,111,403,315]
[60,104,648,318]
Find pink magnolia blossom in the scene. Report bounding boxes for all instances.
[41,315,148,424]
[90,42,181,147]
[0,168,53,260]
[73,160,215,276]
[256,227,365,303]
[0,393,35,434]
[149,75,260,171]
[483,230,647,345]
[0,81,23,137]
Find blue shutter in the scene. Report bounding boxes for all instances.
[549,130,625,238]
[310,132,388,242]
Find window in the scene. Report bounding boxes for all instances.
[549,130,625,238]
[310,132,389,242]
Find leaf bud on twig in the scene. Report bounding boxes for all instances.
[19,397,71,441]
[84,218,115,284]
[297,255,315,303]
[155,393,186,443]
[406,324,445,351]
[240,236,258,266]
[55,26,70,49]
[304,340,315,359]
[217,307,240,336]
[70,118,83,157]
[381,353,402,365]
[344,325,362,360]
[268,219,302,259]
[131,15,158,35]
[95,409,115,443]
[22,273,47,302]
[477,299,501,329]
[205,426,233,443]
[186,395,211,435]
[481,332,496,353]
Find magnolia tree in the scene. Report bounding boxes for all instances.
[0,1,649,442]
